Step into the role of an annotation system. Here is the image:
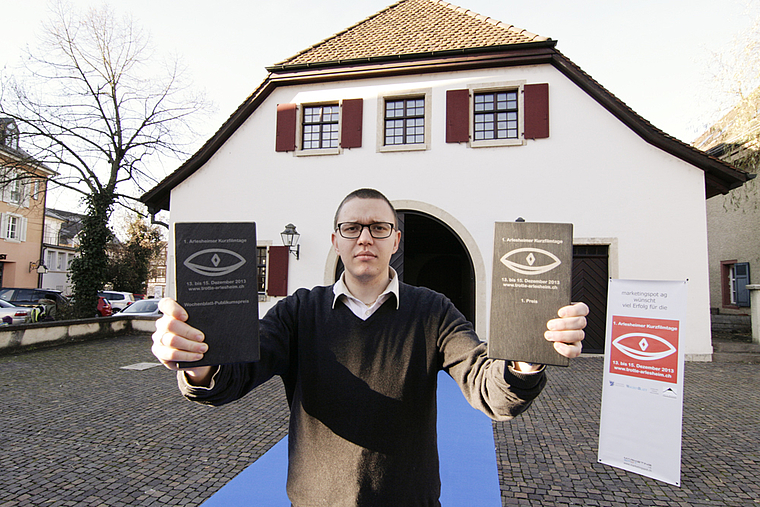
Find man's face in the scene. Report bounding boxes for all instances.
[331,197,401,286]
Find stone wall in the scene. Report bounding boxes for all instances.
[0,316,157,355]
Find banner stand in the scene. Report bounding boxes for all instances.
[597,279,688,486]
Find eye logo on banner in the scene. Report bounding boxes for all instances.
[609,316,680,384]
[612,333,678,361]
[500,248,561,275]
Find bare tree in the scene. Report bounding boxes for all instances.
[694,2,760,209]
[0,1,209,316]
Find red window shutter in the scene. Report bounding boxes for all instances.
[446,89,470,143]
[524,83,549,139]
[275,103,297,152]
[341,99,363,148]
[267,246,289,296]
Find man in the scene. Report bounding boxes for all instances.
[152,188,587,506]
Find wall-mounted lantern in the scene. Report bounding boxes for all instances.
[280,223,301,260]
[29,260,48,274]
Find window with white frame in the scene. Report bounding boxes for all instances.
[721,261,750,308]
[8,178,22,204]
[0,170,30,208]
[1,213,27,242]
[722,261,751,307]
[257,246,267,294]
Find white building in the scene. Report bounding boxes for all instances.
[142,0,749,360]
[40,209,83,295]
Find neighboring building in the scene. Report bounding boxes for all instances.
[142,0,750,360]
[40,208,85,295]
[0,118,55,289]
[694,87,759,331]
[146,242,167,299]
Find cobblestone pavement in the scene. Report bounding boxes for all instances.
[494,357,760,506]
[0,335,289,507]
[1,336,758,506]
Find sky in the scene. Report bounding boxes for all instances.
[2,0,757,212]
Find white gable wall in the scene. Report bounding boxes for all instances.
[169,63,712,360]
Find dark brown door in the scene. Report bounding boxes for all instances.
[571,245,609,354]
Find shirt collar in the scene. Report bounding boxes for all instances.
[332,267,400,310]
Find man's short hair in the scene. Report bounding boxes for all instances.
[333,188,397,229]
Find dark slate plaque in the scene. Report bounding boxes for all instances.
[174,222,259,368]
[488,222,573,367]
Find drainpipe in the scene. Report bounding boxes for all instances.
[37,177,48,289]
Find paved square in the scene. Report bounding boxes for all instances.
[1,335,757,506]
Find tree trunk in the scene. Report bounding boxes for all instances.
[70,191,114,318]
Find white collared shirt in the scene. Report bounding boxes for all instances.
[332,268,400,320]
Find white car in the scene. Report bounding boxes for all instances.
[119,298,161,317]
[98,291,135,312]
[0,299,34,325]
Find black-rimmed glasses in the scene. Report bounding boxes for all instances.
[336,222,395,239]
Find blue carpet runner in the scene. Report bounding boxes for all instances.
[201,371,501,505]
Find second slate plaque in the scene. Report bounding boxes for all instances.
[488,221,573,367]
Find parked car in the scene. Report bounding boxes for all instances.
[0,299,34,325]
[96,297,112,317]
[132,293,145,301]
[97,291,135,312]
[119,298,161,317]
[0,288,70,320]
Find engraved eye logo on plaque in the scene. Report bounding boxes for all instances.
[499,248,561,276]
[183,249,247,277]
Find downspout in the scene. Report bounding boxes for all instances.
[37,177,47,289]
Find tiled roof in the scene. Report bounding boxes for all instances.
[693,86,760,154]
[275,0,548,67]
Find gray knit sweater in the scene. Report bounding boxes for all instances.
[180,283,546,506]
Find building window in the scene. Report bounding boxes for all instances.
[721,261,751,307]
[302,105,339,150]
[257,246,267,294]
[0,120,19,151]
[7,216,18,239]
[9,179,22,204]
[0,170,30,208]
[1,213,26,242]
[473,91,519,141]
[276,99,363,154]
[384,98,425,145]
[446,82,549,147]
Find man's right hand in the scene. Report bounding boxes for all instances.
[152,298,214,386]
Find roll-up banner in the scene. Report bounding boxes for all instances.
[598,279,688,486]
